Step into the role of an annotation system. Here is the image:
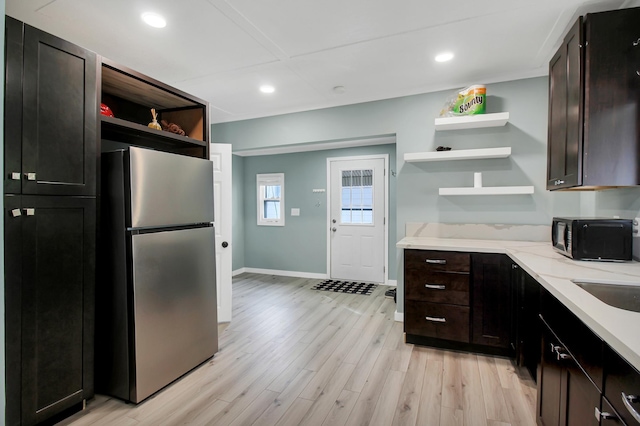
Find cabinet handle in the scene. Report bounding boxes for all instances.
[10,209,21,218]
[633,38,640,46]
[622,392,640,423]
[10,172,20,180]
[24,172,36,181]
[554,179,565,185]
[425,316,446,323]
[23,208,35,216]
[595,407,617,421]
[426,259,446,264]
[424,284,446,290]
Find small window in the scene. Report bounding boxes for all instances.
[341,169,373,224]
[257,173,285,226]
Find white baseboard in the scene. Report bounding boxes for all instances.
[242,267,329,280]
[394,310,404,322]
[232,267,247,277]
[387,279,397,287]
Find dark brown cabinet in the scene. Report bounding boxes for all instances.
[4,16,97,426]
[404,250,471,344]
[100,58,210,159]
[471,254,511,348]
[604,345,640,425]
[404,250,512,354]
[547,7,640,190]
[512,264,541,382]
[537,289,604,426]
[4,195,95,425]
[4,17,97,196]
[538,317,601,426]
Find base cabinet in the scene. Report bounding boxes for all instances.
[604,345,640,425]
[4,195,96,426]
[404,249,511,354]
[537,317,600,426]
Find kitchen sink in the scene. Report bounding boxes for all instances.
[572,279,640,313]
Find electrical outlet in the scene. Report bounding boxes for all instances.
[634,217,640,235]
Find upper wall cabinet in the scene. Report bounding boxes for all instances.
[4,17,97,196]
[547,7,640,190]
[100,59,210,159]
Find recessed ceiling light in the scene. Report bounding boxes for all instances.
[435,52,454,63]
[260,85,275,94]
[141,12,167,28]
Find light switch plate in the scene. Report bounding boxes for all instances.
[291,208,300,216]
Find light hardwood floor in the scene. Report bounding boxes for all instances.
[59,273,537,426]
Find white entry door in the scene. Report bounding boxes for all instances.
[210,143,232,323]
[329,156,387,283]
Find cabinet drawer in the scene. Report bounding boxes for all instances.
[405,269,469,305]
[604,345,640,425]
[404,249,470,273]
[405,300,470,343]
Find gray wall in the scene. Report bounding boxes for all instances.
[240,144,397,278]
[1,0,6,418]
[232,155,245,271]
[213,75,639,313]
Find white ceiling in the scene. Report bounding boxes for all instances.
[6,0,640,124]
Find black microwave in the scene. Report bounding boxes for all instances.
[551,217,633,261]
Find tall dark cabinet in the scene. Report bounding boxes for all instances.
[547,7,640,190]
[4,16,97,426]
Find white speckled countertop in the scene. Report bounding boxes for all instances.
[397,235,640,372]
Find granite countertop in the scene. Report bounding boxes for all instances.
[397,236,640,372]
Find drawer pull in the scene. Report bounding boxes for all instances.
[595,407,616,421]
[622,392,640,423]
[424,284,446,290]
[425,316,446,323]
[426,259,446,264]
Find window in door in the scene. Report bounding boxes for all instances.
[257,173,284,226]
[341,169,373,224]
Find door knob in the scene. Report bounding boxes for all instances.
[332,227,337,232]
[25,172,36,181]
[10,172,20,180]
[332,219,336,223]
[221,241,229,248]
[10,209,21,218]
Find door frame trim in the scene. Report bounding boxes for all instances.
[326,154,389,284]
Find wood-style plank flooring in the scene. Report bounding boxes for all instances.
[59,273,537,426]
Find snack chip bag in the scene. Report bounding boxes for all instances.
[439,85,486,117]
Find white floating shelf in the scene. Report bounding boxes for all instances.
[404,147,511,163]
[439,186,534,196]
[434,112,510,131]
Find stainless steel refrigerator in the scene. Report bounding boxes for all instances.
[96,146,218,403]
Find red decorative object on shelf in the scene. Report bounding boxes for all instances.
[100,103,114,117]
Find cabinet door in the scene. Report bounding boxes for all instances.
[4,17,24,195]
[18,196,95,425]
[547,17,583,190]
[582,8,640,186]
[21,25,97,196]
[538,319,600,426]
[471,253,511,348]
[538,323,567,426]
[521,271,541,381]
[4,196,23,426]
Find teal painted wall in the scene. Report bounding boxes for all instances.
[1,0,6,420]
[232,155,245,271]
[213,76,640,312]
[242,144,397,278]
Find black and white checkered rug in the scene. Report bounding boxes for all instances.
[311,280,377,295]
